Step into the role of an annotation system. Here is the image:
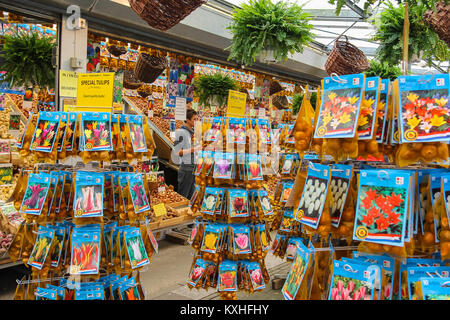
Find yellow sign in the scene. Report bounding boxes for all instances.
[59,70,78,98]
[76,72,115,107]
[63,105,113,113]
[153,203,167,217]
[226,90,247,117]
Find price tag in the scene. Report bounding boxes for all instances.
[175,97,187,121]
[153,203,167,217]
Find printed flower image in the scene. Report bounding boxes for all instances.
[219,271,237,291]
[247,159,262,180]
[282,159,293,174]
[202,193,217,213]
[281,215,294,232]
[228,122,246,144]
[0,166,13,185]
[259,123,271,144]
[280,184,293,203]
[250,268,264,288]
[282,251,307,300]
[33,120,58,150]
[286,244,297,260]
[381,271,393,300]
[202,232,219,252]
[296,176,328,224]
[376,92,387,140]
[355,185,407,242]
[126,235,148,267]
[50,233,64,266]
[316,88,361,137]
[205,122,221,141]
[231,195,248,217]
[129,122,146,152]
[400,89,449,142]
[214,158,232,177]
[357,90,377,138]
[425,294,450,300]
[260,230,268,249]
[122,286,140,300]
[22,182,49,213]
[330,275,373,300]
[129,180,149,211]
[28,234,52,267]
[234,232,250,254]
[330,177,349,226]
[83,120,111,150]
[260,195,272,215]
[71,242,99,273]
[74,185,103,215]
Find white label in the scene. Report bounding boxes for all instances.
[368,80,375,88]
[381,83,385,91]
[175,97,187,121]
[396,177,404,185]
[437,78,445,86]
[353,77,360,85]
[383,260,390,268]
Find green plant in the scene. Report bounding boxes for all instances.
[227,0,314,66]
[371,1,449,67]
[364,59,402,81]
[194,73,239,107]
[0,31,56,88]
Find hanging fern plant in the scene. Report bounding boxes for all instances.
[0,31,56,89]
[194,73,239,107]
[364,59,403,81]
[370,1,449,67]
[227,0,314,66]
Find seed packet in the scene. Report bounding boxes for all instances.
[376,79,390,143]
[330,164,353,228]
[46,284,65,300]
[227,117,246,144]
[282,241,311,300]
[284,124,296,145]
[49,225,65,268]
[314,74,365,139]
[295,162,331,229]
[20,173,51,215]
[215,188,225,216]
[279,181,294,203]
[258,118,272,145]
[285,237,303,261]
[213,152,234,179]
[70,227,101,275]
[81,112,113,151]
[124,227,149,269]
[328,259,376,300]
[187,258,208,287]
[357,77,380,140]
[75,289,104,300]
[280,210,295,233]
[144,217,159,254]
[245,153,263,181]
[127,173,150,213]
[231,225,252,255]
[257,224,270,252]
[120,278,140,300]
[218,260,237,292]
[56,112,68,153]
[407,266,450,300]
[128,115,147,153]
[201,224,221,254]
[194,151,204,176]
[247,261,265,290]
[420,278,450,300]
[257,190,273,216]
[28,225,55,270]
[280,153,295,175]
[353,169,411,247]
[228,189,249,218]
[73,172,104,218]
[205,117,223,142]
[63,112,77,152]
[30,112,61,152]
[103,222,116,265]
[201,187,221,215]
[35,287,58,300]
[397,74,450,143]
[430,172,443,243]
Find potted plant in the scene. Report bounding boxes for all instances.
[194,73,239,109]
[0,31,56,89]
[227,0,314,66]
[370,1,449,67]
[364,59,402,81]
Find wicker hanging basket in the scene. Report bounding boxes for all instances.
[134,53,168,84]
[272,95,289,109]
[107,45,127,57]
[424,1,450,47]
[325,35,370,76]
[269,80,283,96]
[128,0,207,31]
[123,70,143,90]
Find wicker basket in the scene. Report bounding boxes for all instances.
[325,35,369,76]
[134,53,168,84]
[424,1,450,47]
[269,80,283,96]
[123,70,143,90]
[128,0,207,31]
[272,95,289,109]
[107,45,127,57]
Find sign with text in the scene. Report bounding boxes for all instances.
[76,72,114,107]
[226,90,247,117]
[175,97,187,121]
[59,70,78,97]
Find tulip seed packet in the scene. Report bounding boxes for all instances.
[30,112,61,152]
[227,117,246,144]
[64,112,77,152]
[56,112,68,152]
[112,172,120,212]
[420,278,450,300]
[55,172,66,213]
[205,117,223,142]
[203,151,215,176]
[128,115,147,153]
[35,287,58,300]
[127,174,150,213]
[258,224,270,252]
[215,188,225,216]
[353,169,411,246]
[20,173,51,215]
[314,74,365,139]
[442,175,450,221]
[271,233,284,253]
[248,261,265,290]
[120,278,140,300]
[75,289,104,300]
[284,124,296,144]
[258,118,272,144]
[218,260,237,292]
[50,225,66,267]
[246,153,263,181]
[124,227,149,269]
[81,112,113,151]
[376,79,390,143]
[282,241,311,300]
[407,266,450,300]
[286,238,303,261]
[47,173,59,215]
[397,74,450,143]
[194,150,204,176]
[201,224,221,254]
[357,77,380,140]
[187,258,208,287]
[340,258,382,295]
[330,164,353,228]
[281,153,296,175]
[232,225,251,255]
[69,226,101,274]
[228,189,249,218]
[280,210,295,233]
[201,187,220,215]
[213,152,234,179]
[46,284,65,300]
[103,222,116,264]
[144,216,159,254]
[28,225,55,270]
[258,190,273,216]
[73,172,104,218]
[189,185,201,209]
[295,162,331,229]
[279,181,294,204]
[430,173,443,243]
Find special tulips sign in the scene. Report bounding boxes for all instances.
[76,72,115,107]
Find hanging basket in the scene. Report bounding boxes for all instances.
[325,35,370,76]
[128,0,207,31]
[137,85,152,98]
[269,80,283,96]
[107,45,127,57]
[134,53,168,84]
[272,95,289,110]
[424,1,450,47]
[123,70,143,90]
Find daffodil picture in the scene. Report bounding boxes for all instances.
[357,90,378,139]
[314,88,362,138]
[399,89,450,142]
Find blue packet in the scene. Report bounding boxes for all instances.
[75,289,104,300]
[231,224,251,255]
[314,73,365,139]
[49,225,65,267]
[246,153,263,181]
[228,189,249,218]
[128,115,147,153]
[248,261,266,290]
[73,171,104,218]
[35,287,58,300]
[330,164,353,228]
[295,162,331,229]
[258,118,272,144]
[20,172,51,215]
[205,117,223,142]
[430,172,444,243]
[201,224,221,254]
[120,277,140,300]
[54,171,66,213]
[127,173,150,213]
[81,112,113,151]
[28,225,55,270]
[227,117,246,144]
[30,111,61,152]
[257,224,270,252]
[258,190,273,216]
[218,260,237,292]
[285,237,304,261]
[376,79,390,143]
[64,112,77,152]
[187,258,208,287]
[280,153,296,175]
[46,284,65,300]
[56,112,68,152]
[282,241,311,300]
[124,226,149,269]
[357,77,380,140]
[420,277,450,300]
[280,210,295,233]
[103,222,117,265]
[213,152,234,179]
[201,187,221,215]
[70,227,101,275]
[279,181,294,203]
[407,266,450,300]
[47,172,59,215]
